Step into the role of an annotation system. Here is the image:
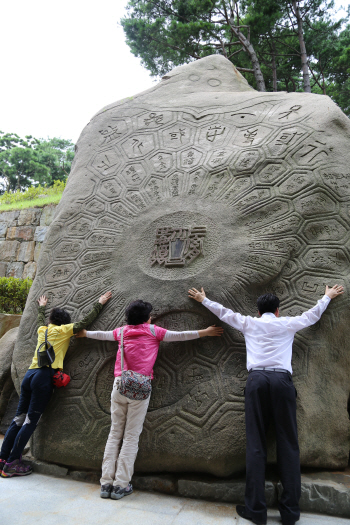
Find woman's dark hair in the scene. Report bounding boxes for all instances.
[49,308,71,326]
[125,300,152,325]
[257,293,280,315]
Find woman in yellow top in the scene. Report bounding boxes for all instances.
[0,291,112,478]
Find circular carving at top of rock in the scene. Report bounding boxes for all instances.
[189,74,200,82]
[138,211,220,281]
[208,78,221,87]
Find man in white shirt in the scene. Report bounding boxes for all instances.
[188,284,344,525]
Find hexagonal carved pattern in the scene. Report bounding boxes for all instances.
[13,55,350,476]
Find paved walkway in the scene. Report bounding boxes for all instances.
[1,472,349,525]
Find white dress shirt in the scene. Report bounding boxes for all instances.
[202,295,331,373]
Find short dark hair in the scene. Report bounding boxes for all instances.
[125,300,152,325]
[257,293,280,315]
[49,308,71,326]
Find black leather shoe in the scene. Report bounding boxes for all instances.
[236,505,266,525]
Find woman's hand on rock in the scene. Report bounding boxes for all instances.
[37,295,48,306]
[99,291,112,304]
[75,329,87,338]
[198,325,224,338]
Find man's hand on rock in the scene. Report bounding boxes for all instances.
[188,287,206,303]
[99,291,112,304]
[325,285,344,299]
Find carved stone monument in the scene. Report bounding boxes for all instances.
[12,55,350,474]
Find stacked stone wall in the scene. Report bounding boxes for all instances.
[0,205,56,280]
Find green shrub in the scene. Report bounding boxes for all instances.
[0,277,33,314]
[0,180,67,206]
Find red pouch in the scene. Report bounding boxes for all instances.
[53,370,71,388]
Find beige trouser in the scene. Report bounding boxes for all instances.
[100,377,150,488]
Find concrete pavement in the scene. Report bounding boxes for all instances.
[1,472,350,525]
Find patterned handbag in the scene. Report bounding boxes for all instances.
[118,327,152,400]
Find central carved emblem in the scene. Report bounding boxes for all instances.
[150,226,206,267]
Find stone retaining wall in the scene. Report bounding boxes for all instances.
[0,205,56,280]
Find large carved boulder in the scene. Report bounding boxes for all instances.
[12,55,350,473]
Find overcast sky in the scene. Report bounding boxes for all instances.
[1,0,155,143]
[2,0,348,144]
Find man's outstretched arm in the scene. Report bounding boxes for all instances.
[188,287,247,332]
[287,284,344,332]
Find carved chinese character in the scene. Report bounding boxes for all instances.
[278,105,302,119]
[144,112,164,126]
[206,125,225,142]
[243,128,258,145]
[131,139,144,154]
[275,130,301,145]
[150,226,207,268]
[169,128,186,142]
[99,125,122,145]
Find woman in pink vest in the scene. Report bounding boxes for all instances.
[77,299,223,500]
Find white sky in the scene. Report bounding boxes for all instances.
[1,0,155,143]
[1,0,348,144]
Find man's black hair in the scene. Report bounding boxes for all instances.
[49,308,71,326]
[125,300,153,325]
[257,293,280,315]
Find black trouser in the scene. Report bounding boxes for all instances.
[0,367,54,463]
[244,370,301,524]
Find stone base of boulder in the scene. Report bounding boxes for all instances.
[32,465,350,518]
[178,478,276,505]
[9,440,349,521]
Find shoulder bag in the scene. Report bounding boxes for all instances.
[37,329,55,367]
[37,328,71,388]
[118,327,152,400]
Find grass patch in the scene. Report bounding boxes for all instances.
[0,180,66,212]
[0,193,63,211]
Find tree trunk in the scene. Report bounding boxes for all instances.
[229,18,266,92]
[271,40,277,92]
[291,0,311,93]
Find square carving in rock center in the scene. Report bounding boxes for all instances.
[150,226,207,268]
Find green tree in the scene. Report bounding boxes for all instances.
[326,23,350,116]
[0,133,75,193]
[121,0,350,114]
[121,0,268,91]
[0,146,49,192]
[34,138,75,184]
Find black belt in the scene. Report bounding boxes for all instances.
[249,367,290,374]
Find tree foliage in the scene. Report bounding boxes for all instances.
[121,0,350,115]
[0,133,74,193]
[0,277,33,314]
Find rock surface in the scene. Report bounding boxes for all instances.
[12,55,350,474]
[0,314,22,340]
[0,327,19,422]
